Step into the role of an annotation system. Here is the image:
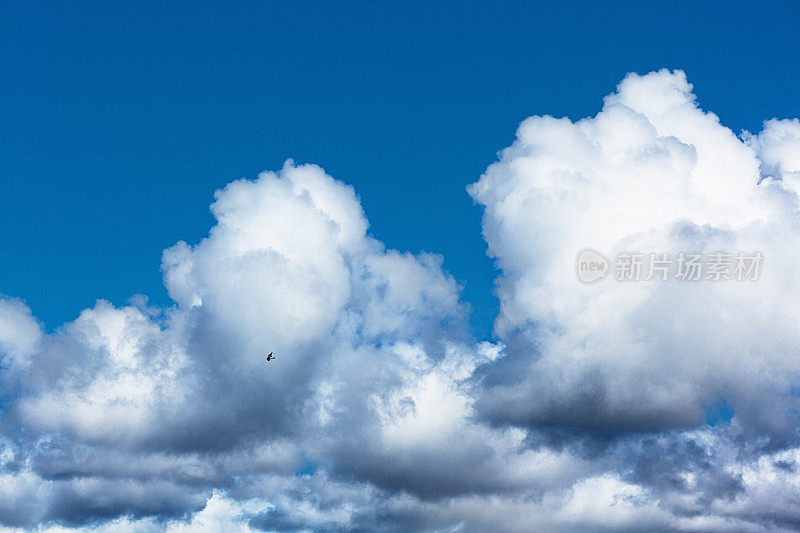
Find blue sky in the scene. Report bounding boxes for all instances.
[5,3,800,531]
[1,0,799,339]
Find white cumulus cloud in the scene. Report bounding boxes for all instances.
[2,70,800,532]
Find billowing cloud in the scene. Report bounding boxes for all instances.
[470,69,800,439]
[2,70,800,531]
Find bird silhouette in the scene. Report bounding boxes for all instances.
[266,352,276,362]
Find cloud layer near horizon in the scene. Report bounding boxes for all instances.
[2,70,800,532]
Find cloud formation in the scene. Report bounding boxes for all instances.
[2,70,800,531]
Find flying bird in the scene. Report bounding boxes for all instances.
[266,352,276,362]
